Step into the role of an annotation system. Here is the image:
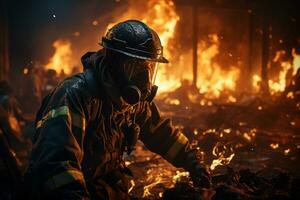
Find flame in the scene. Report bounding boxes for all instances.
[128,180,135,193]
[172,170,189,184]
[143,169,163,197]
[46,39,73,74]
[268,60,291,94]
[45,0,300,100]
[270,143,279,149]
[23,68,29,75]
[104,0,180,93]
[104,1,242,97]
[284,148,290,156]
[252,74,261,92]
[142,0,179,53]
[253,48,300,94]
[197,35,240,98]
[164,98,180,105]
[243,129,256,142]
[210,153,235,171]
[292,48,300,75]
[142,0,180,93]
[210,142,235,170]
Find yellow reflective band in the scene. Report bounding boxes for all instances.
[165,133,189,161]
[36,106,85,131]
[44,169,85,191]
[70,111,86,131]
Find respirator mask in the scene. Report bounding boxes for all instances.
[119,59,158,105]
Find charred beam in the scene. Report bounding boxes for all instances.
[247,12,254,90]
[0,0,9,81]
[261,10,270,95]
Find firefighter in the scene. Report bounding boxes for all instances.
[24,20,211,200]
[0,81,29,200]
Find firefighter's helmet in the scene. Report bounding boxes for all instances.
[101,20,168,63]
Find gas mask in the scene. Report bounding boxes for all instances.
[119,59,158,105]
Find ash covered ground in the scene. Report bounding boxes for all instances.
[125,89,300,200]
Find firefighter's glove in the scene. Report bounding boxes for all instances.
[185,151,212,188]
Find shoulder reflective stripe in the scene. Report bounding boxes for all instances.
[36,106,85,130]
[44,169,85,191]
[70,111,86,132]
[36,106,69,129]
[165,133,189,161]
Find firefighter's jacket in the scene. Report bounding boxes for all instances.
[25,52,192,200]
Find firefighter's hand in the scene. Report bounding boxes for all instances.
[184,150,212,188]
[189,164,211,189]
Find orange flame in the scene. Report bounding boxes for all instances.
[196,34,240,98]
[253,48,300,94]
[142,169,163,197]
[46,39,73,74]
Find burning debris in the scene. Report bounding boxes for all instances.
[124,90,300,199]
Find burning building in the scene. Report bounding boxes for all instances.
[1,0,300,199]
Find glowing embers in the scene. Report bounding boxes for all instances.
[210,142,235,171]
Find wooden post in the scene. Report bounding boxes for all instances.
[0,0,9,81]
[192,1,198,88]
[261,11,270,95]
[247,12,254,90]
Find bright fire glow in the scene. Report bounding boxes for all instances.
[210,153,235,171]
[142,169,163,197]
[46,39,73,74]
[196,34,240,98]
[46,0,299,99]
[104,0,240,97]
[253,48,300,94]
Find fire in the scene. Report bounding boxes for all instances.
[44,0,300,101]
[142,0,179,93]
[46,0,244,99]
[142,0,179,53]
[128,180,135,193]
[292,48,300,75]
[104,0,180,93]
[268,60,291,94]
[253,48,300,94]
[172,171,189,184]
[143,169,163,197]
[46,39,73,74]
[270,143,279,149]
[196,34,240,98]
[284,148,291,156]
[105,0,241,97]
[252,74,261,92]
[210,153,235,171]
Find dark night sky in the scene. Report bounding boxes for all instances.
[7,0,120,70]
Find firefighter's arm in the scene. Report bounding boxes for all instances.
[138,102,211,188]
[25,88,90,200]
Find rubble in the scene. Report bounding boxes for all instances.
[125,81,300,199]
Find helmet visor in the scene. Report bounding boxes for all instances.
[123,60,158,85]
[123,59,158,99]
